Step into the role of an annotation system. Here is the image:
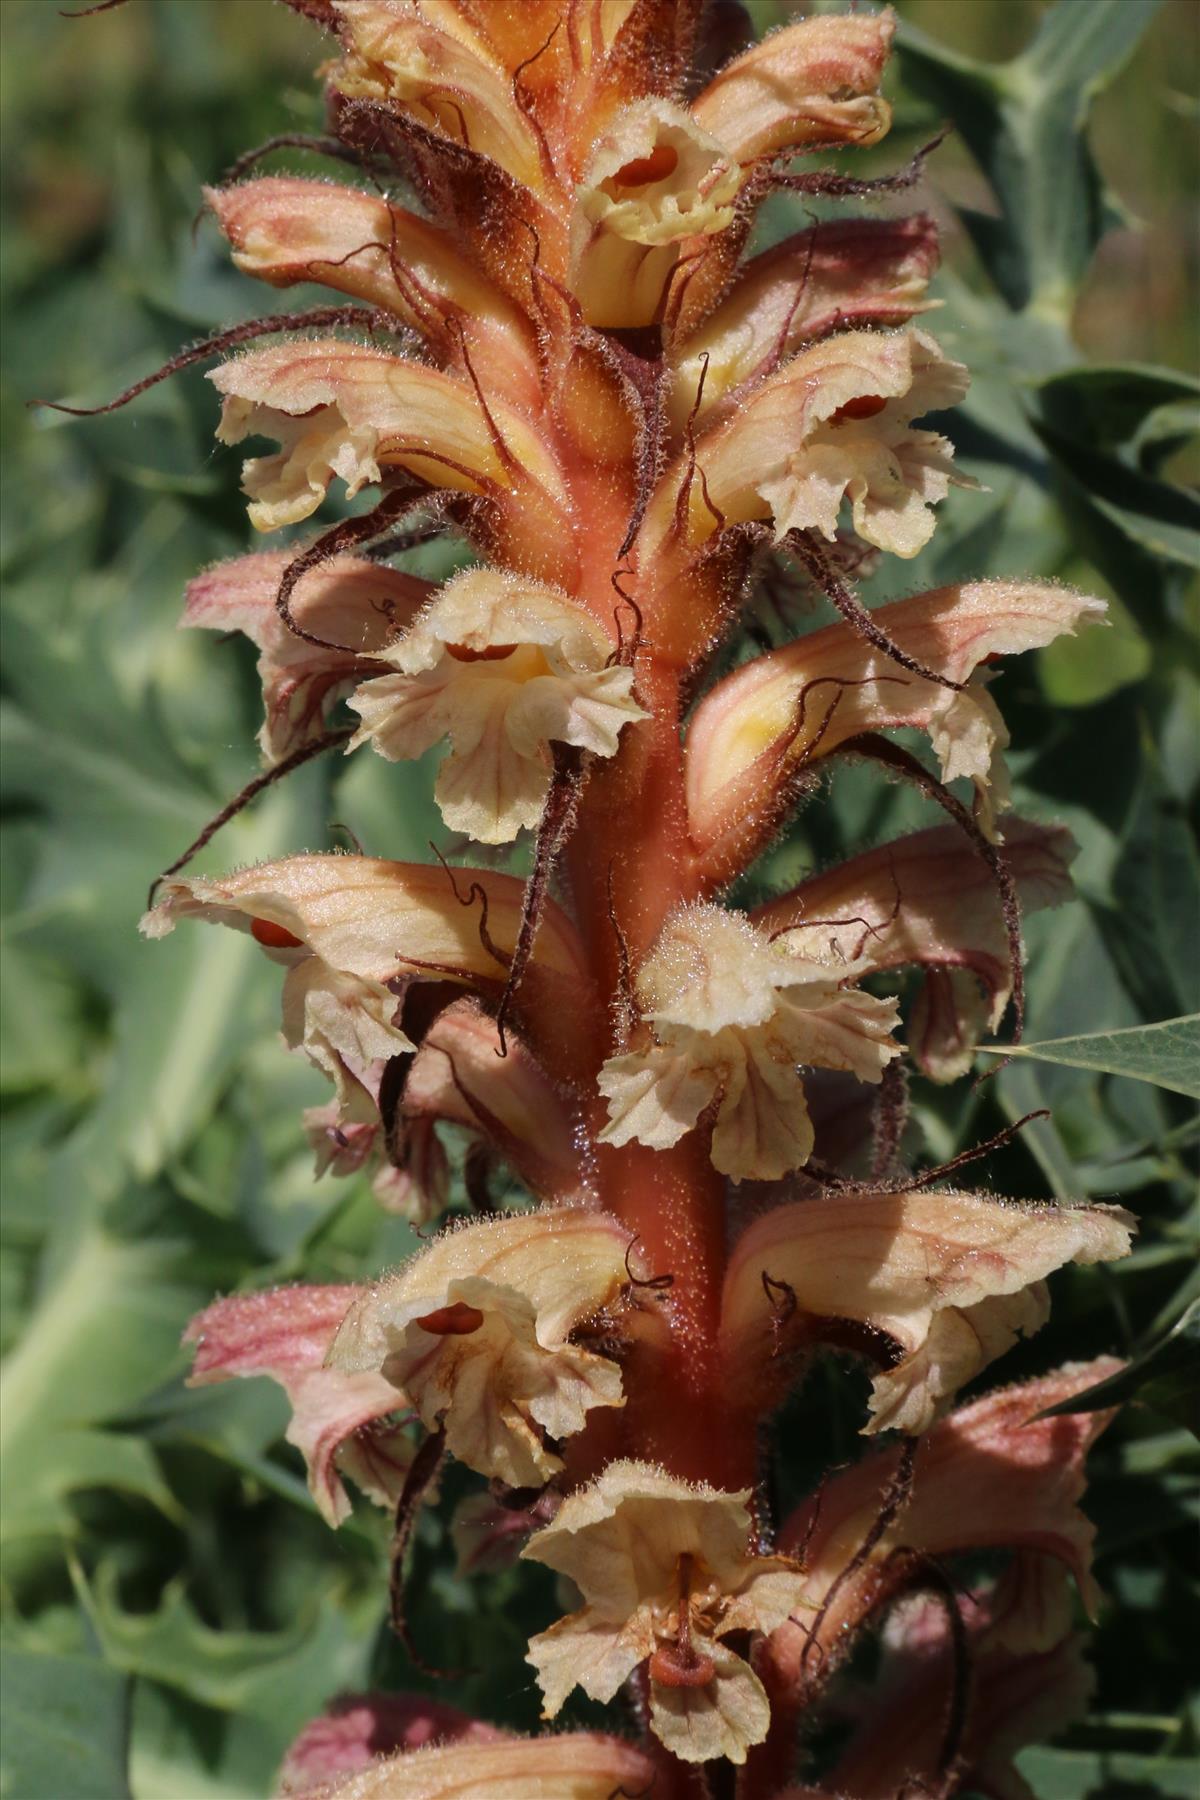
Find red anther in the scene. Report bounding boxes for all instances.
[413,1300,486,1336]
[831,394,889,423]
[250,917,304,949]
[612,144,679,187]
[445,642,518,663]
[648,1643,717,1688]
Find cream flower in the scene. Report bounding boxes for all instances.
[597,903,901,1180]
[571,100,742,327]
[326,1210,630,1488]
[349,568,649,843]
[524,1460,809,1765]
[719,1191,1134,1432]
[645,328,970,561]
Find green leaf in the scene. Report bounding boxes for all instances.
[898,0,1162,318]
[1014,1746,1200,1799]
[0,1648,131,1800]
[1036,1300,1200,1436]
[978,1016,1200,1097]
[73,1564,376,1778]
[1038,363,1200,449]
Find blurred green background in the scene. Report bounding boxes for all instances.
[1,3,1197,1797]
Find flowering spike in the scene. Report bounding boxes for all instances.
[89,1,1135,1782]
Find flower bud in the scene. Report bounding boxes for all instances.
[690,9,895,161]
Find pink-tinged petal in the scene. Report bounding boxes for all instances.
[183,1287,406,1526]
[821,1591,1094,1800]
[288,1729,657,1799]
[773,1359,1123,1677]
[720,1194,1132,1430]
[670,214,941,430]
[209,341,567,534]
[752,818,1077,1075]
[185,1284,359,1381]
[184,550,429,764]
[278,1694,507,1796]
[691,10,895,161]
[207,177,538,408]
[685,582,1105,870]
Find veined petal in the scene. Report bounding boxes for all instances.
[182,1286,405,1526]
[349,569,647,842]
[597,1047,719,1153]
[207,176,536,395]
[140,852,587,989]
[720,1191,1134,1429]
[669,214,941,430]
[210,341,566,531]
[690,9,895,161]
[183,550,428,763]
[686,581,1107,858]
[288,1732,656,1800]
[649,1640,769,1767]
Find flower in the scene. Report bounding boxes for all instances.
[140,851,590,1077]
[597,902,901,1180]
[326,1209,630,1488]
[720,1197,1133,1432]
[768,1360,1125,1686]
[209,340,567,538]
[348,567,648,842]
[668,213,941,431]
[752,817,1078,1079]
[685,579,1107,869]
[644,327,971,560]
[524,1459,809,1765]
[570,99,742,327]
[206,175,538,408]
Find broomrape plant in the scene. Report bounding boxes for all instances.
[50,2,1146,1795]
